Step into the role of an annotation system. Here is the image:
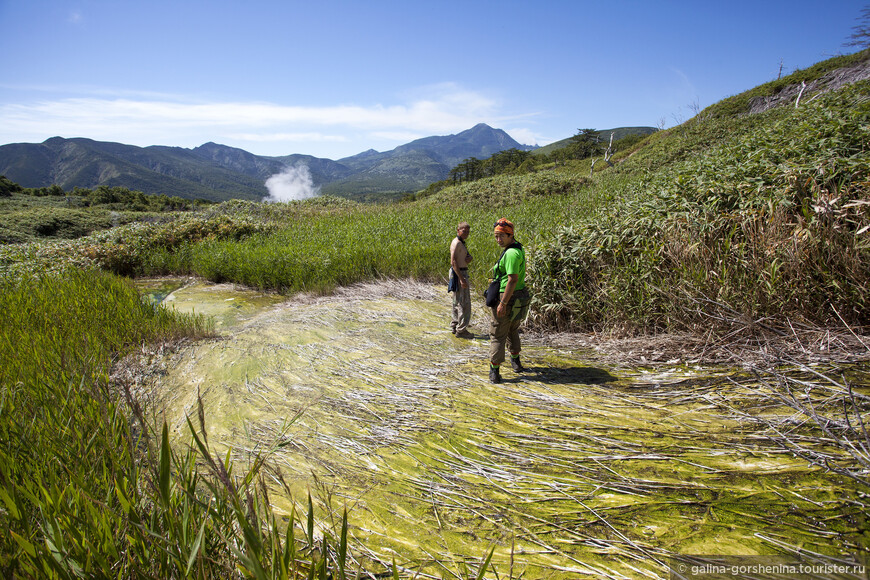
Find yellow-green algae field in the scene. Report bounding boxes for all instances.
[135,278,868,579]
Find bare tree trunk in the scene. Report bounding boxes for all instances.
[604,132,615,167]
[795,81,807,108]
[590,158,597,176]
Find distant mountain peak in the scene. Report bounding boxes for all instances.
[0,124,538,202]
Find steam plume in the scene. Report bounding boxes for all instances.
[263,164,321,202]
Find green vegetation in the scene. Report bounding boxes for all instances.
[321,178,419,202]
[0,206,117,243]
[0,50,869,577]
[701,49,870,121]
[0,184,214,243]
[417,129,654,200]
[446,148,534,184]
[0,207,274,278]
[0,270,368,578]
[0,175,23,196]
[532,78,870,331]
[533,126,659,157]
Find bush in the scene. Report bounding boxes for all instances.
[0,213,275,279]
[0,175,23,197]
[0,208,114,243]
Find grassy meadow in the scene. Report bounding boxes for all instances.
[5,72,868,333]
[1,50,869,577]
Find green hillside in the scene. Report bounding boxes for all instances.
[531,126,658,157]
[0,138,269,202]
[423,49,870,332]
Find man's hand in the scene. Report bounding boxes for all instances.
[497,273,519,318]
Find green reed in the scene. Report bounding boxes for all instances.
[174,199,593,295]
[0,270,360,578]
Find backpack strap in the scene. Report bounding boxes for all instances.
[492,242,523,280]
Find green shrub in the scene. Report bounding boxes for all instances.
[0,207,114,241]
[0,213,275,278]
[420,170,589,206]
[0,175,22,197]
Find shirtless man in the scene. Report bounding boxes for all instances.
[449,222,474,338]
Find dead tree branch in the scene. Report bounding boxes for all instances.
[604,132,615,167]
[795,81,807,108]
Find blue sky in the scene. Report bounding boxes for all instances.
[0,0,865,159]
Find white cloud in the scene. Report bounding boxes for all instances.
[0,91,498,133]
[370,131,425,142]
[227,132,348,143]
[504,128,541,146]
[0,84,542,156]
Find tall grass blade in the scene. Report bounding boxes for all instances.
[184,518,207,577]
[337,507,348,580]
[307,491,315,547]
[474,545,496,580]
[159,420,171,505]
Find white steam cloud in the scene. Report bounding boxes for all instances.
[263,164,321,202]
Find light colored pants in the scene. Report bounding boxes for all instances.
[489,289,530,366]
[451,270,471,333]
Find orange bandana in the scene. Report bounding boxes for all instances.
[493,218,514,235]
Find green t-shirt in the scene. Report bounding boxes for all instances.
[493,245,526,292]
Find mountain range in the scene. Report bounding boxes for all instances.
[0,124,541,202]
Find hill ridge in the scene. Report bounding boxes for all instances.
[0,124,542,202]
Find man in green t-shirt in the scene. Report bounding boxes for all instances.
[488,218,530,384]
